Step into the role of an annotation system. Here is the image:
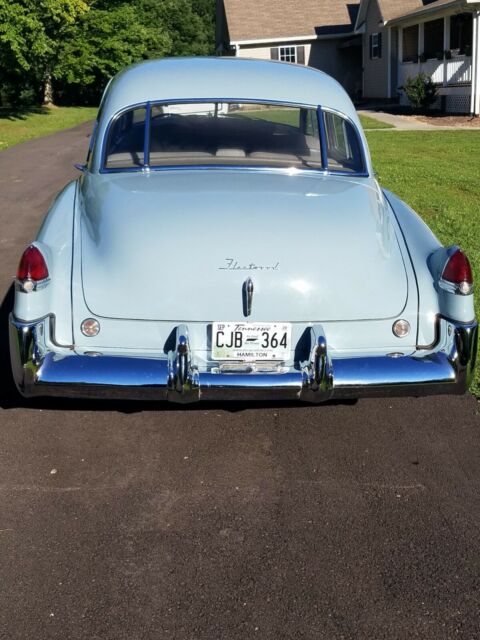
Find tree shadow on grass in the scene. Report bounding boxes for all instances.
[0,106,52,122]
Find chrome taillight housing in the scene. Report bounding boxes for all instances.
[16,245,49,292]
[441,248,473,296]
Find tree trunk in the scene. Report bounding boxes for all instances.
[43,70,54,106]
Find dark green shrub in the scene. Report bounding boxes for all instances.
[402,73,438,112]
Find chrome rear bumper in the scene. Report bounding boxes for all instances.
[9,314,477,403]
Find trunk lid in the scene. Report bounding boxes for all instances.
[80,170,408,322]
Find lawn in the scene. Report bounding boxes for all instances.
[359,113,393,129]
[0,106,97,151]
[366,130,480,396]
[231,108,393,130]
[0,106,392,153]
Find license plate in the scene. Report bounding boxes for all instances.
[212,322,291,361]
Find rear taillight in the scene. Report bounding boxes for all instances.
[17,246,49,283]
[441,249,473,295]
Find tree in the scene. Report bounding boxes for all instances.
[0,0,89,104]
[0,0,216,106]
[54,3,169,105]
[135,0,215,58]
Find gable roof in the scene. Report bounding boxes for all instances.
[356,0,464,29]
[377,0,427,21]
[223,0,360,43]
[382,0,463,24]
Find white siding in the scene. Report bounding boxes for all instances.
[237,43,312,62]
[362,0,389,98]
[237,39,362,98]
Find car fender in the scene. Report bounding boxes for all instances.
[428,244,476,323]
[383,189,442,347]
[383,189,475,347]
[13,180,77,347]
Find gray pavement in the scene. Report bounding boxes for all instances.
[358,109,480,130]
[357,110,439,130]
[1,124,480,639]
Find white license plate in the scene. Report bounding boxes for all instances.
[212,322,292,361]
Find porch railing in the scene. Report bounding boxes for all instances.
[398,56,472,88]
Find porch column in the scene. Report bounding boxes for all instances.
[387,27,392,98]
[472,11,480,115]
[443,16,449,87]
[418,22,424,66]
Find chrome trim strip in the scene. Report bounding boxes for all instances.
[100,164,371,179]
[317,106,329,171]
[144,101,151,168]
[439,278,474,296]
[321,106,369,175]
[416,314,441,351]
[9,314,477,403]
[15,277,50,293]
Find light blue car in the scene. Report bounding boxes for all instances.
[9,58,477,403]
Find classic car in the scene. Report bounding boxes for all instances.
[9,57,477,403]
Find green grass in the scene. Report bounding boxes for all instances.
[358,114,394,130]
[0,106,391,152]
[0,106,98,151]
[234,109,394,131]
[231,108,300,127]
[367,130,480,396]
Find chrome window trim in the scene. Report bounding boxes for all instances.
[144,101,152,168]
[317,106,329,171]
[320,106,369,176]
[99,98,370,178]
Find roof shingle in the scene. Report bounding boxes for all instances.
[378,0,461,23]
[223,0,360,42]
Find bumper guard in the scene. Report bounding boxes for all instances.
[9,314,478,403]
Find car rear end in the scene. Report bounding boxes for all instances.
[9,58,478,402]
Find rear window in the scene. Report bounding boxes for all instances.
[104,101,365,174]
[322,111,364,174]
[105,106,147,168]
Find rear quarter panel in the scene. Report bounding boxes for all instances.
[384,188,452,347]
[13,180,77,346]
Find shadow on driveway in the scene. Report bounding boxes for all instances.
[0,285,20,409]
[0,286,357,414]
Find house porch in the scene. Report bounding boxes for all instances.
[395,10,479,114]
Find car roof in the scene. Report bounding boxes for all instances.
[99,57,358,121]
[91,57,371,175]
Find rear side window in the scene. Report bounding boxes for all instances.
[105,107,146,168]
[323,111,364,173]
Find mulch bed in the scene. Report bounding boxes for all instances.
[413,114,480,127]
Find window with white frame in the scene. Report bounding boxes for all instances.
[270,45,306,65]
[280,46,296,63]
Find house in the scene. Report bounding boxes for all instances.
[216,0,480,114]
[356,0,480,114]
[215,0,363,99]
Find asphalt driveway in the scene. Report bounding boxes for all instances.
[0,124,479,639]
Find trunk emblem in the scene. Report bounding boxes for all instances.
[243,278,254,317]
